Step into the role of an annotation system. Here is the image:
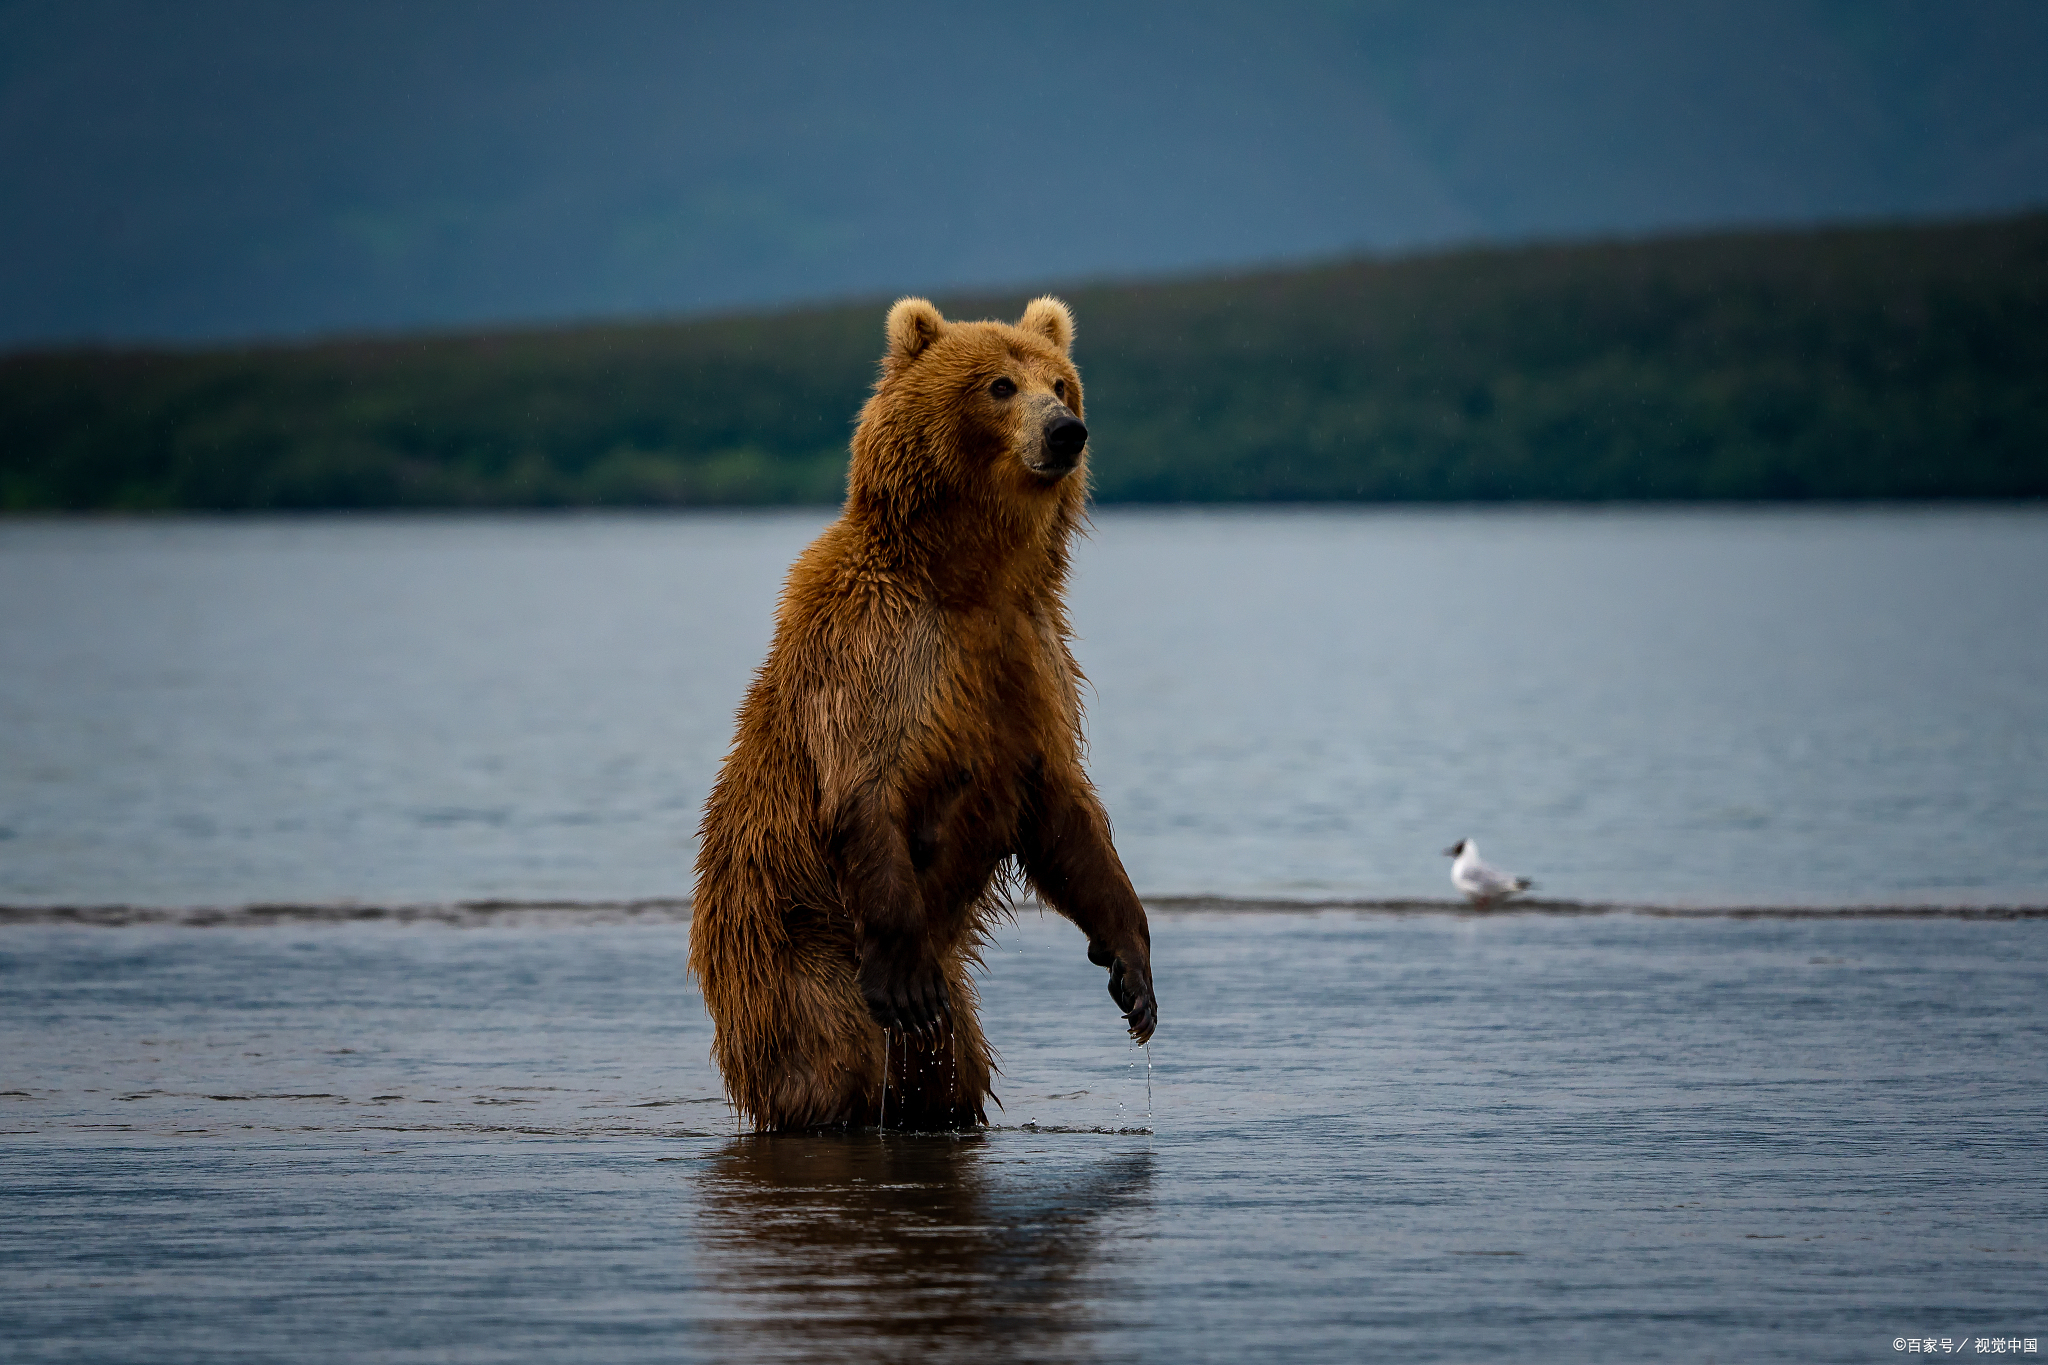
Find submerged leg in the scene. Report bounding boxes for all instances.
[705,917,995,1132]
[873,960,993,1130]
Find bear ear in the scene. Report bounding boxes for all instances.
[1018,296,1074,353]
[885,297,948,367]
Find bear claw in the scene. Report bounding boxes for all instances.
[1100,947,1157,1045]
[862,961,951,1040]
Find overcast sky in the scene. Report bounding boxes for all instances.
[3,0,2046,347]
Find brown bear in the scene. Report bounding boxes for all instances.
[689,295,1158,1132]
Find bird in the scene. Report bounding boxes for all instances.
[1443,838,1534,906]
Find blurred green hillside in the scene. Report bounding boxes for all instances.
[4,213,2044,509]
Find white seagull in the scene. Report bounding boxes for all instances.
[1443,838,1534,906]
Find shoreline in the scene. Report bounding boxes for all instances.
[4,895,2046,928]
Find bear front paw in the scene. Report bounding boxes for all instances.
[856,948,952,1043]
[1091,940,1157,1045]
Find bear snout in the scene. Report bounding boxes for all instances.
[1040,415,1088,469]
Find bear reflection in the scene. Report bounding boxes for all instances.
[692,1134,1152,1363]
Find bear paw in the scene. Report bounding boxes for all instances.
[1089,938,1158,1045]
[856,944,952,1043]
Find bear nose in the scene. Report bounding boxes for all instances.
[1044,415,1088,462]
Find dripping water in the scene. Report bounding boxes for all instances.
[1121,1039,1155,1133]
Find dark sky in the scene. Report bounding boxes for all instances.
[3,0,2046,347]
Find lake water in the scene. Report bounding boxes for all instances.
[2,506,2045,908]
[4,909,2044,1363]
[3,508,2045,1361]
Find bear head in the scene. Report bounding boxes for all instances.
[847,296,1089,527]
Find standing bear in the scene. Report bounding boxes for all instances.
[690,295,1158,1132]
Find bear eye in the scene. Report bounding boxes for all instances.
[1054,379,1067,399]
[989,377,1016,399]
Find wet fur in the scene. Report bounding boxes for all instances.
[690,296,1154,1132]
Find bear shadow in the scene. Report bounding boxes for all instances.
[690,1132,1154,1363]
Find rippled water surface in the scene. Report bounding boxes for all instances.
[4,508,2045,1360]
[3,506,2045,907]
[3,909,2044,1363]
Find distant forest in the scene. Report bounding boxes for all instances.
[4,212,2044,509]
